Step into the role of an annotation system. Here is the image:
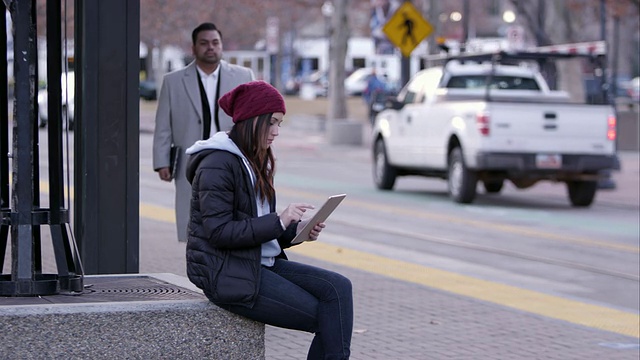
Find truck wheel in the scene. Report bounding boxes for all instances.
[373,139,397,190]
[483,180,504,194]
[448,147,477,203]
[567,180,597,207]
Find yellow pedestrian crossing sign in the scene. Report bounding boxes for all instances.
[382,2,433,57]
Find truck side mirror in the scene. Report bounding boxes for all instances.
[385,97,403,110]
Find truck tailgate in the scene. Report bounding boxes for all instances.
[484,102,615,155]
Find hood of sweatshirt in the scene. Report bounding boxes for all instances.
[185,132,247,184]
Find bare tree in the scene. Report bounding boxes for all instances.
[139,0,324,81]
[508,0,639,98]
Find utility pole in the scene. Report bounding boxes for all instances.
[425,0,440,56]
[327,0,348,121]
[598,0,618,189]
[461,0,469,53]
[600,0,609,101]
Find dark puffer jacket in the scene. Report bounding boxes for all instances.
[185,148,298,307]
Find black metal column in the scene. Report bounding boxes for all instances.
[9,0,44,294]
[46,0,83,291]
[2,0,58,295]
[74,0,140,274]
[0,1,10,269]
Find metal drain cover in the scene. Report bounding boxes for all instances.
[0,275,204,306]
[84,276,204,301]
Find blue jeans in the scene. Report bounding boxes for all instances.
[219,258,353,360]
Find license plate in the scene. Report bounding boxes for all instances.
[536,154,562,168]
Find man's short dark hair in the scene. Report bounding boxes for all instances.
[192,22,222,44]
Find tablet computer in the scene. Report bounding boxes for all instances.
[290,194,346,245]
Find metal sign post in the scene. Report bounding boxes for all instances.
[382,1,433,87]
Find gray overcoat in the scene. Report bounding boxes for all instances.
[152,60,254,241]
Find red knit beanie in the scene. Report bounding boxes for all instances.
[218,81,286,123]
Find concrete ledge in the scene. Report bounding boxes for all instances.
[327,119,364,146]
[287,114,326,132]
[0,273,265,360]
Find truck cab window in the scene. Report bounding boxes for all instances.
[446,75,540,90]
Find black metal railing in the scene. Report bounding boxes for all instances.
[0,0,83,296]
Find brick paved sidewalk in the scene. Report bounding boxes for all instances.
[266,253,639,360]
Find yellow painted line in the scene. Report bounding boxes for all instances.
[37,182,176,225]
[140,203,175,223]
[289,242,640,339]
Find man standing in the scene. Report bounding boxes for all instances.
[153,22,254,242]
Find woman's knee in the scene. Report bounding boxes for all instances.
[331,272,352,298]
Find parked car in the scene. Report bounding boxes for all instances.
[614,75,632,99]
[344,67,373,96]
[139,80,157,100]
[626,76,639,102]
[345,67,400,97]
[307,70,328,97]
[284,75,302,95]
[286,70,328,97]
[38,71,75,129]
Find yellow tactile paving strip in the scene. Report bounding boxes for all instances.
[289,242,640,339]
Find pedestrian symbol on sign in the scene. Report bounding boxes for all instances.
[399,12,416,46]
[382,2,433,57]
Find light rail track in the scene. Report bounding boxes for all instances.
[333,219,640,282]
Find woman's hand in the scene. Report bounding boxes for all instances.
[279,203,314,228]
[298,220,326,242]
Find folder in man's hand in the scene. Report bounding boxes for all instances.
[169,145,181,181]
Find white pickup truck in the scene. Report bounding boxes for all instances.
[371,52,617,207]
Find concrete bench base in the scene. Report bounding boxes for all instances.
[0,273,264,359]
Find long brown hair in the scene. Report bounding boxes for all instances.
[228,113,276,202]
